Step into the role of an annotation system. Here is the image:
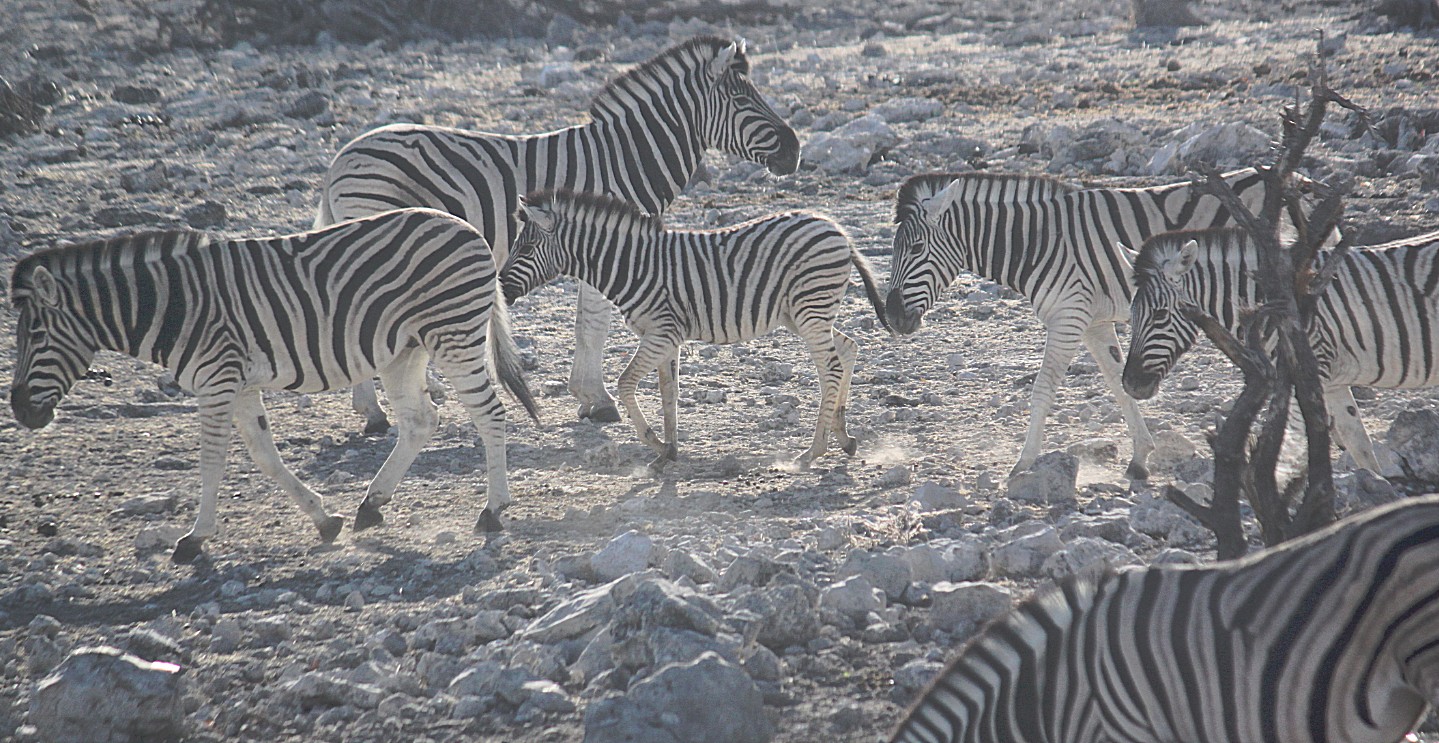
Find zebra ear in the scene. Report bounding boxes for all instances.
[1161,240,1200,281]
[30,266,60,307]
[919,180,961,224]
[519,202,557,231]
[709,42,740,79]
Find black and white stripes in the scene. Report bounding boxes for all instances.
[891,493,1439,743]
[1122,226,1439,473]
[884,168,1301,480]
[501,190,887,467]
[9,208,536,563]
[317,36,800,430]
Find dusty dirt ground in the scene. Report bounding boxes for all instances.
[2,0,1439,741]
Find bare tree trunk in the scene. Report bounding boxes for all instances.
[1131,0,1205,27]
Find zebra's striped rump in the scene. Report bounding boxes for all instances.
[1123,225,1439,473]
[891,494,1439,743]
[502,189,887,467]
[10,208,534,562]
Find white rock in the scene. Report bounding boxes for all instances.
[582,652,773,743]
[1043,537,1141,580]
[592,531,657,582]
[838,550,913,601]
[909,481,968,511]
[819,575,886,621]
[990,526,1065,578]
[903,540,988,584]
[29,646,185,743]
[1007,451,1078,503]
[927,582,1013,636]
[871,96,944,123]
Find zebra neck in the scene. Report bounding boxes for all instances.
[563,226,667,315]
[579,106,703,214]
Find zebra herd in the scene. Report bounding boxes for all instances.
[9,33,1439,743]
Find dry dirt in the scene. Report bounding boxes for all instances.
[2,0,1439,741]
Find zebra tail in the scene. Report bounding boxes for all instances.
[312,180,334,230]
[850,245,891,332]
[488,300,541,423]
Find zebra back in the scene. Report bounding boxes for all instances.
[891,494,1439,743]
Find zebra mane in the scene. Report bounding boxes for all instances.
[894,172,1080,222]
[527,189,664,232]
[589,36,746,119]
[1132,227,1250,281]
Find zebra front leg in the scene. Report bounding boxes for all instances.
[1084,323,1154,480]
[352,379,391,434]
[434,345,513,532]
[355,349,437,531]
[1325,386,1385,474]
[1011,323,1084,478]
[798,328,846,465]
[616,334,674,465]
[652,348,681,468]
[831,330,860,456]
[571,283,621,423]
[173,392,239,564]
[232,389,344,544]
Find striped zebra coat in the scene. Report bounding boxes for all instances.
[316,36,800,431]
[890,493,1439,743]
[885,168,1310,480]
[1123,227,1439,474]
[9,208,536,563]
[500,190,887,467]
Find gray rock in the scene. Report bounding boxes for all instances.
[871,97,944,124]
[927,581,1013,636]
[1058,511,1140,546]
[729,583,819,651]
[1067,438,1119,464]
[582,652,773,743]
[518,580,620,644]
[1130,493,1210,546]
[892,657,946,696]
[1047,118,1148,174]
[909,481,969,511]
[1147,121,1275,175]
[1043,537,1140,580]
[718,553,791,591]
[29,646,186,743]
[838,550,913,601]
[990,526,1065,578]
[109,493,178,518]
[877,464,914,488]
[592,531,657,582]
[181,201,227,229]
[286,671,384,709]
[1148,430,1199,473]
[661,549,719,584]
[802,113,898,174]
[819,575,886,621]
[1335,468,1401,513]
[1388,409,1439,481]
[1007,451,1078,503]
[902,541,988,584]
[284,91,329,119]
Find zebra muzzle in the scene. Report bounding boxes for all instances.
[10,383,57,430]
[884,289,923,335]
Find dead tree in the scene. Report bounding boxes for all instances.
[1163,43,1363,560]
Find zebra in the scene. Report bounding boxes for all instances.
[885,168,1312,480]
[889,492,1439,743]
[9,208,538,564]
[1122,226,1439,475]
[500,190,888,468]
[316,35,801,433]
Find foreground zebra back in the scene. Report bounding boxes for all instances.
[318,35,800,430]
[892,494,1439,743]
[1123,226,1439,473]
[885,168,1304,480]
[501,190,887,468]
[9,209,536,563]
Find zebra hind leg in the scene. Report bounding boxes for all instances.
[173,390,240,564]
[355,348,437,531]
[650,349,680,470]
[433,346,511,533]
[232,388,344,543]
[1011,324,1083,478]
[352,378,392,434]
[1325,386,1386,475]
[797,326,846,466]
[832,330,860,456]
[616,334,675,464]
[571,283,622,423]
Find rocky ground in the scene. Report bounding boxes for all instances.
[2,0,1439,741]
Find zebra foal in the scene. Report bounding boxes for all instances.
[1123,226,1439,474]
[891,493,1439,743]
[500,190,887,467]
[317,35,800,432]
[9,208,537,563]
[885,168,1312,480]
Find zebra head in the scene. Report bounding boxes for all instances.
[10,261,97,430]
[885,176,967,335]
[502,195,565,305]
[1123,235,1204,400]
[697,40,801,176]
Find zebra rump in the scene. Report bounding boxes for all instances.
[9,208,535,562]
[891,494,1439,743]
[1123,226,1439,473]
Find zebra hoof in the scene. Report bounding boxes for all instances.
[842,438,859,456]
[476,509,504,533]
[363,416,392,435]
[317,515,344,543]
[171,537,204,565]
[1125,461,1150,481]
[582,404,622,424]
[353,506,385,532]
[647,455,670,473]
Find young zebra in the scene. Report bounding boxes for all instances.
[889,493,1439,743]
[886,168,1315,480]
[1123,226,1439,474]
[9,208,538,563]
[317,36,800,432]
[500,190,887,467]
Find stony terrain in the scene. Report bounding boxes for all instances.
[2,0,1439,741]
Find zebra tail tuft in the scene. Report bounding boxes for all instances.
[850,245,891,333]
[488,300,541,423]
[312,179,334,230]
